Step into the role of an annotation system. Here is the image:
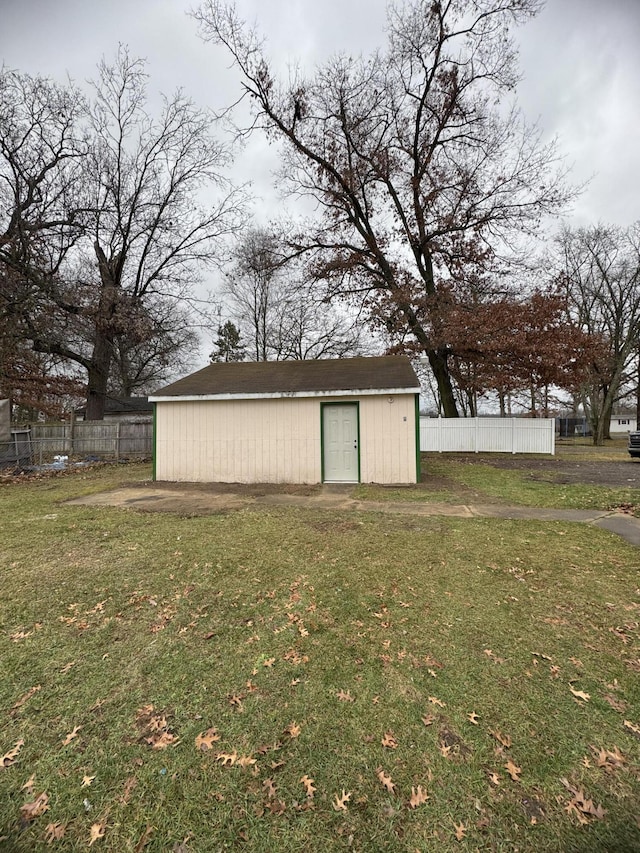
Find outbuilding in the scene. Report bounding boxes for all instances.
[149,355,421,484]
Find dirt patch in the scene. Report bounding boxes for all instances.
[438,455,640,488]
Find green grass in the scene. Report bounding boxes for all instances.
[1,463,639,851]
[354,451,640,512]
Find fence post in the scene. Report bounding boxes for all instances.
[474,417,478,453]
[512,417,516,454]
[69,410,75,456]
[115,421,120,461]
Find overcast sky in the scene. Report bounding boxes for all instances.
[2,0,639,364]
[3,0,639,227]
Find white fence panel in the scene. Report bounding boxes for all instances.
[420,417,555,455]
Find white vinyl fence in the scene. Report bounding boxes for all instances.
[420,417,555,455]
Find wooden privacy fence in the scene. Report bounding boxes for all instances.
[420,417,555,455]
[28,420,153,460]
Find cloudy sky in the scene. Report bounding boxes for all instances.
[2,0,639,366]
[3,0,639,227]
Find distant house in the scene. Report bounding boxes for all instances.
[609,410,637,434]
[75,396,152,423]
[149,356,421,485]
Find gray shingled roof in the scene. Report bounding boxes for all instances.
[151,356,420,398]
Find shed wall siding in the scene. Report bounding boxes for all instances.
[155,394,417,484]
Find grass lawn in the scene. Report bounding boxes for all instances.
[1,462,639,851]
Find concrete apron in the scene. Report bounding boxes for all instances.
[67,486,640,548]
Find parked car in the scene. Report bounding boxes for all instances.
[629,431,640,459]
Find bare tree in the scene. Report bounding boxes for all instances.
[224,226,368,360]
[0,50,244,419]
[555,223,640,444]
[193,0,575,414]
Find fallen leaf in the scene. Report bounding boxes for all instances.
[236,755,257,769]
[1,738,25,768]
[454,821,466,841]
[195,728,220,751]
[623,719,640,738]
[490,730,512,749]
[21,774,35,792]
[284,721,301,739]
[487,771,501,786]
[89,820,107,845]
[421,713,435,727]
[11,685,41,713]
[428,696,446,708]
[120,777,137,805]
[408,785,429,809]
[134,824,154,852]
[376,767,396,793]
[81,775,96,788]
[20,791,49,823]
[146,731,179,750]
[504,759,522,782]
[333,789,351,811]
[300,774,316,798]
[263,778,277,799]
[569,686,590,703]
[381,731,398,749]
[215,751,237,767]
[467,712,480,725]
[44,822,66,843]
[336,689,355,702]
[263,658,276,668]
[62,726,82,746]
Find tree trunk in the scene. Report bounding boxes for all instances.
[85,331,113,421]
[426,347,459,417]
[637,346,640,430]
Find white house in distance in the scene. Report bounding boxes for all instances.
[609,410,637,434]
[149,355,421,485]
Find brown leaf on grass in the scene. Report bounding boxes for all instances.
[336,689,355,702]
[1,738,24,768]
[263,777,277,799]
[421,713,435,727]
[263,658,276,668]
[268,799,286,815]
[20,791,49,823]
[376,767,395,793]
[592,745,625,771]
[602,693,628,713]
[89,820,107,845]
[487,771,501,786]
[454,821,466,841]
[284,721,301,739]
[504,760,522,781]
[569,686,590,703]
[120,776,137,805]
[623,719,640,738]
[215,751,237,767]
[44,822,66,844]
[428,696,446,708]
[81,775,96,788]
[62,726,82,746]
[439,743,452,759]
[11,685,41,713]
[236,755,257,769]
[134,824,154,852]
[300,775,316,798]
[195,728,220,751]
[408,785,429,809]
[467,712,480,725]
[59,661,76,674]
[381,731,398,749]
[561,778,606,822]
[332,790,351,811]
[228,694,244,712]
[21,774,35,793]
[146,731,179,750]
[490,730,512,749]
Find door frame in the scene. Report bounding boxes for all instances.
[320,401,360,483]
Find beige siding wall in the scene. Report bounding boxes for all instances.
[155,394,417,484]
[358,395,416,483]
